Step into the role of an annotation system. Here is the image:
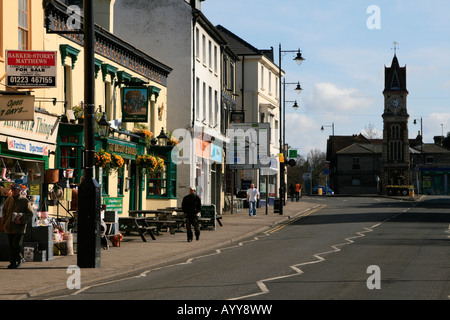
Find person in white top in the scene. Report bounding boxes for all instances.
[246,183,260,217]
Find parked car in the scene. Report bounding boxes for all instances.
[313,186,334,195]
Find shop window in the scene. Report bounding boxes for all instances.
[146,151,177,199]
[147,168,167,196]
[58,132,83,183]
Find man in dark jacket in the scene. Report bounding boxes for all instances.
[182,186,202,242]
[1,184,33,269]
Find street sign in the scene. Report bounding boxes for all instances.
[6,50,57,88]
[303,173,312,180]
[288,149,298,158]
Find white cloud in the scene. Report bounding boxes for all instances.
[304,82,373,113]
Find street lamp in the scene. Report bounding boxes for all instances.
[321,123,335,136]
[321,123,335,191]
[157,127,168,146]
[413,117,423,194]
[278,44,304,215]
[97,112,111,139]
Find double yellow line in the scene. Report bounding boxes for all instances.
[266,205,326,234]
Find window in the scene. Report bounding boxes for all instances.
[57,127,84,184]
[208,86,212,125]
[352,157,360,170]
[223,55,228,89]
[268,71,272,94]
[117,167,124,196]
[389,140,402,161]
[391,124,400,138]
[60,136,79,169]
[260,65,264,89]
[18,0,30,50]
[352,178,361,186]
[195,77,200,120]
[202,34,206,64]
[147,153,177,198]
[208,40,212,69]
[214,90,218,127]
[202,82,206,122]
[425,156,434,164]
[214,45,218,73]
[195,28,199,59]
[229,61,235,93]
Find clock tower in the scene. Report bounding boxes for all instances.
[381,54,411,193]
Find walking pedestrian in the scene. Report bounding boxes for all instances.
[295,182,301,202]
[182,186,202,242]
[1,184,33,269]
[246,183,260,216]
[289,184,295,202]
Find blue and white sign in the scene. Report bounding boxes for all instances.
[7,137,49,156]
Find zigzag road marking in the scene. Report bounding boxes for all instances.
[63,206,324,298]
[229,207,411,300]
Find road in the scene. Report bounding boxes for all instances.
[46,196,449,300]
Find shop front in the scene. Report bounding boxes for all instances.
[95,135,145,216]
[0,110,60,261]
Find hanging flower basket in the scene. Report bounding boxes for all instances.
[110,153,125,172]
[136,154,164,175]
[95,149,112,170]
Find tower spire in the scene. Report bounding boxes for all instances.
[392,41,399,55]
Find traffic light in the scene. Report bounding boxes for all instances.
[288,159,296,167]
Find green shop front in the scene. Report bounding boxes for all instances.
[95,135,177,216]
[95,135,144,215]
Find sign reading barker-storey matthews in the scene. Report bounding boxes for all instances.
[6,50,57,88]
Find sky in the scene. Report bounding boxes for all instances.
[202,0,450,159]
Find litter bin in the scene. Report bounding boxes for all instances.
[274,198,281,213]
[318,187,323,195]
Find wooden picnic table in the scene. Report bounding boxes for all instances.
[118,217,157,242]
[128,210,180,234]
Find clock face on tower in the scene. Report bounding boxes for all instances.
[389,97,402,112]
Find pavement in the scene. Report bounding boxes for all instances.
[0,200,323,300]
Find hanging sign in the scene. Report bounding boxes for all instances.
[6,50,57,88]
[0,95,35,121]
[121,87,149,122]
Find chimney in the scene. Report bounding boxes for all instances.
[433,135,443,146]
[95,0,115,32]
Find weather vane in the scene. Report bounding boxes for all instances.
[392,41,399,55]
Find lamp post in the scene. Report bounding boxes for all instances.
[413,117,423,194]
[78,0,102,268]
[278,44,304,215]
[321,123,335,191]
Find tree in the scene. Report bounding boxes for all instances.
[442,132,450,150]
[361,123,381,139]
[287,149,326,194]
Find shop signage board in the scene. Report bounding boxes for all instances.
[0,111,59,149]
[103,197,123,215]
[6,137,50,156]
[0,95,35,121]
[6,50,57,88]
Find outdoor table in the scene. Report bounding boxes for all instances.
[118,217,156,242]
